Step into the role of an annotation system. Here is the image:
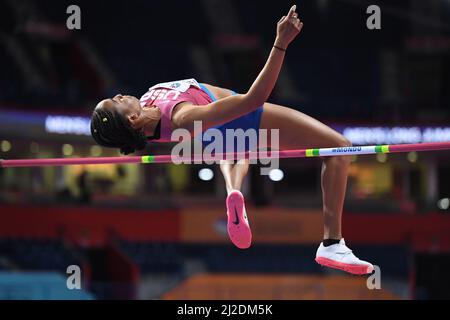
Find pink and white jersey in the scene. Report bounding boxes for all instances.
[139,79,213,142]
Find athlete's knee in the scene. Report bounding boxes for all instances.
[325,135,352,166]
[335,135,352,148]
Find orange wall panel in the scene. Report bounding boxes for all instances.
[163,273,400,300]
[180,206,323,244]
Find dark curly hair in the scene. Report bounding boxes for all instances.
[90,107,148,155]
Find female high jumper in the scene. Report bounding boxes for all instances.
[90,5,374,275]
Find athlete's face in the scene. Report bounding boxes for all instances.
[95,94,141,125]
[101,94,141,116]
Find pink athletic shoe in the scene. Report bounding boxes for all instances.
[226,190,252,249]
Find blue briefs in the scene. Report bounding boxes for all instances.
[198,83,264,153]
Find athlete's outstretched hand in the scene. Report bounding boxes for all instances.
[275,5,303,50]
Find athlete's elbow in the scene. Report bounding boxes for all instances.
[242,93,265,111]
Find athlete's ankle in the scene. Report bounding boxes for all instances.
[322,239,341,247]
[227,189,242,196]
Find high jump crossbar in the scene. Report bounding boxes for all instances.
[1,142,450,168]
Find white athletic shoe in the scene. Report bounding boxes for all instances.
[315,238,374,275]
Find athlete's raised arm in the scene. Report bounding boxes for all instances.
[172,5,303,132]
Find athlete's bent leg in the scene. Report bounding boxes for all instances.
[260,102,373,274]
